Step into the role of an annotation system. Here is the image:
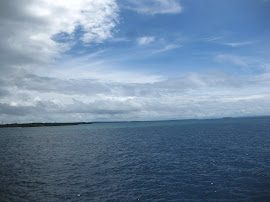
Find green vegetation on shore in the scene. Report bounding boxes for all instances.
[0,122,92,128]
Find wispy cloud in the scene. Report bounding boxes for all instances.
[137,36,155,45]
[215,54,247,67]
[205,36,224,42]
[204,35,256,47]
[260,63,270,71]
[124,0,182,15]
[152,44,181,54]
[110,37,131,43]
[223,41,256,47]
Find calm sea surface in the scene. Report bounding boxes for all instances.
[0,117,270,201]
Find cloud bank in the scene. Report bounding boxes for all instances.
[1,67,270,123]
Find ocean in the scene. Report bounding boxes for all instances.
[0,117,270,201]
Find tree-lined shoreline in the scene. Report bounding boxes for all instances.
[0,122,92,128]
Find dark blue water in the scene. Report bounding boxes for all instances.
[0,117,270,201]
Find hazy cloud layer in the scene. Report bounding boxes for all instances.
[123,0,182,15]
[1,67,270,122]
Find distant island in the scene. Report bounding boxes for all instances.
[0,122,92,128]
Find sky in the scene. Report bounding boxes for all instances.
[0,0,270,123]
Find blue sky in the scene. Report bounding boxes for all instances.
[0,0,270,122]
[63,0,270,77]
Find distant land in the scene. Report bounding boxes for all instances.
[0,122,92,128]
[1,116,269,128]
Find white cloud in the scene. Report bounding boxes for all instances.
[2,82,270,122]
[0,0,119,71]
[204,35,255,47]
[27,0,119,43]
[137,36,155,45]
[205,36,224,42]
[46,51,164,83]
[220,95,265,102]
[215,54,247,67]
[260,63,270,71]
[152,44,180,54]
[2,67,270,123]
[124,0,182,15]
[223,41,255,47]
